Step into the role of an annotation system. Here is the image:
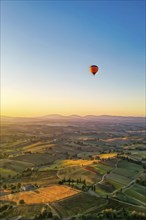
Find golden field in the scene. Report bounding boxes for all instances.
[0,185,79,205]
[99,153,117,159]
[61,159,95,166]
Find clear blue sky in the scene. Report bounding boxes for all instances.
[1,0,145,116]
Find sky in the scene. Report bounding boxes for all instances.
[1,0,145,117]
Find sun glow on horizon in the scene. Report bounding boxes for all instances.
[1,1,145,118]
[1,100,145,118]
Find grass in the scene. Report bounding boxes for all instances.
[96,181,115,194]
[39,159,96,171]
[132,183,146,195]
[0,204,51,219]
[124,184,146,204]
[52,192,106,218]
[107,198,146,213]
[118,160,143,171]
[20,169,59,186]
[39,162,61,171]
[113,167,139,178]
[100,158,118,167]
[14,153,54,165]
[106,179,124,189]
[106,172,131,185]
[95,185,108,196]
[23,142,55,153]
[0,159,33,172]
[116,192,143,206]
[0,168,17,177]
[113,160,143,178]
[128,150,146,160]
[0,185,79,205]
[77,151,99,159]
[93,163,113,175]
[99,153,117,159]
[125,189,146,204]
[61,159,95,166]
[58,166,101,184]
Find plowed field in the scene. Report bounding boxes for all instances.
[0,185,79,205]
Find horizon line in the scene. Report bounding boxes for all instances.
[1,114,145,118]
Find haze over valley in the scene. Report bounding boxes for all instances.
[0,115,146,219]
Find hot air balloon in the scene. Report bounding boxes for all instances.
[90,65,99,75]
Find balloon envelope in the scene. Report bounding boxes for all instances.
[90,65,99,75]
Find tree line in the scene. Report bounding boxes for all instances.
[58,177,96,192]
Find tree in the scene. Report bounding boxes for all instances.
[17,182,21,190]
[3,183,7,189]
[19,199,25,204]
[83,179,86,185]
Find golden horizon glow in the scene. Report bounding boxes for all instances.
[1,1,145,119]
[1,101,145,117]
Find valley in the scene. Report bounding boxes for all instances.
[0,115,146,219]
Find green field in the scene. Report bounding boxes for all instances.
[77,151,99,159]
[132,183,146,195]
[57,166,101,184]
[124,184,146,204]
[115,192,142,206]
[0,159,33,172]
[118,160,143,171]
[96,181,115,194]
[105,198,146,213]
[106,172,131,185]
[125,189,146,204]
[93,163,113,175]
[113,160,143,178]
[51,193,106,218]
[0,168,17,178]
[95,186,108,196]
[100,158,118,167]
[14,153,54,165]
[106,179,124,190]
[0,203,51,219]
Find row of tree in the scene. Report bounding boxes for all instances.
[58,177,96,192]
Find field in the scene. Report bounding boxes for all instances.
[102,198,146,213]
[112,160,144,179]
[51,193,106,218]
[0,159,33,174]
[124,184,146,205]
[99,153,117,159]
[13,153,55,166]
[100,158,118,167]
[0,115,145,219]
[0,167,17,178]
[0,185,79,205]
[60,159,96,167]
[58,166,101,184]
[106,172,131,185]
[0,204,52,219]
[93,163,113,175]
[20,169,59,186]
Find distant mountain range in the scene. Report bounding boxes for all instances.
[1,114,145,124]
